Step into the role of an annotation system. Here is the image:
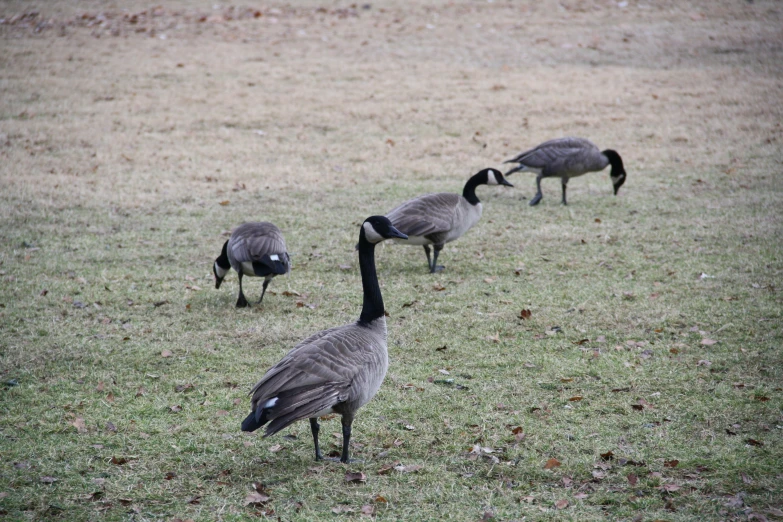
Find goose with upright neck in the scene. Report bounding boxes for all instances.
[240,216,407,463]
[384,168,513,273]
[503,137,626,206]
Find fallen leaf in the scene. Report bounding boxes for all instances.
[344,472,366,483]
[361,504,375,515]
[573,492,588,500]
[374,495,387,503]
[659,483,680,492]
[436,345,447,351]
[215,410,229,417]
[555,499,568,509]
[244,491,270,506]
[377,461,400,475]
[627,473,638,485]
[164,471,176,480]
[569,396,583,402]
[170,405,182,413]
[701,338,718,346]
[572,339,589,345]
[110,456,129,465]
[187,496,201,505]
[697,359,712,367]
[544,458,561,469]
[161,350,173,358]
[592,470,606,480]
[432,283,446,291]
[268,444,282,453]
[394,464,422,473]
[219,200,230,206]
[72,417,87,434]
[600,451,614,460]
[745,438,764,447]
[663,459,679,468]
[519,309,532,319]
[741,472,753,484]
[332,506,354,514]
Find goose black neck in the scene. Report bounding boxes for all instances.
[602,150,625,177]
[357,230,384,326]
[216,241,230,269]
[462,173,485,206]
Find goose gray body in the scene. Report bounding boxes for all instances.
[240,216,408,463]
[504,137,626,205]
[213,222,290,308]
[385,168,512,273]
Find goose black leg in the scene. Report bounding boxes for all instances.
[236,272,249,308]
[257,278,271,305]
[423,245,433,272]
[561,179,568,205]
[310,418,324,461]
[339,414,356,463]
[431,245,445,273]
[529,174,544,206]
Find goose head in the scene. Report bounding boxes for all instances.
[481,168,514,187]
[361,216,408,244]
[213,240,230,288]
[602,150,626,195]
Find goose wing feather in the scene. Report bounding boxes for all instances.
[386,193,460,237]
[248,322,387,436]
[229,223,288,265]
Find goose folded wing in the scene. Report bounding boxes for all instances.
[387,194,458,236]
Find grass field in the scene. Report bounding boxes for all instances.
[1,0,782,520]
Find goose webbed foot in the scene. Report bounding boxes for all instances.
[430,265,445,273]
[236,293,250,308]
[529,193,543,206]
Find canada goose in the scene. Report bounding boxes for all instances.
[213,222,290,308]
[240,216,408,463]
[503,137,626,206]
[384,168,512,273]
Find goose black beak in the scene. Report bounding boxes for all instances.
[500,179,514,188]
[387,227,408,240]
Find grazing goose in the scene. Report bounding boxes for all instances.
[503,137,626,206]
[385,168,512,273]
[240,216,408,463]
[213,222,290,308]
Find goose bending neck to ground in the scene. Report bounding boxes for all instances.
[385,168,512,273]
[213,222,290,308]
[503,137,626,206]
[240,216,407,463]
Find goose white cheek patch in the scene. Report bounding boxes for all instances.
[362,222,384,243]
[214,262,229,278]
[487,171,499,185]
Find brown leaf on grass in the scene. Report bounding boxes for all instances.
[670,347,680,354]
[106,392,115,403]
[361,504,375,515]
[40,289,49,296]
[627,473,638,486]
[135,386,145,397]
[215,410,229,417]
[432,283,446,291]
[219,200,230,206]
[631,404,644,411]
[568,396,583,402]
[72,417,87,434]
[741,472,753,484]
[555,499,569,509]
[268,444,282,453]
[374,495,387,503]
[572,339,589,345]
[344,472,366,483]
[402,300,420,308]
[574,492,588,500]
[161,350,173,358]
[697,359,712,367]
[153,300,169,307]
[600,451,614,460]
[377,461,401,475]
[592,470,606,480]
[332,506,354,514]
[393,464,422,473]
[664,459,679,468]
[164,471,176,480]
[519,309,532,319]
[594,218,602,223]
[110,456,129,465]
[659,483,680,492]
[281,290,301,297]
[106,422,117,432]
[701,338,718,346]
[244,491,270,506]
[175,384,194,393]
[544,458,561,469]
[436,345,447,351]
[96,381,105,392]
[745,438,764,447]
[754,395,770,402]
[170,405,182,413]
